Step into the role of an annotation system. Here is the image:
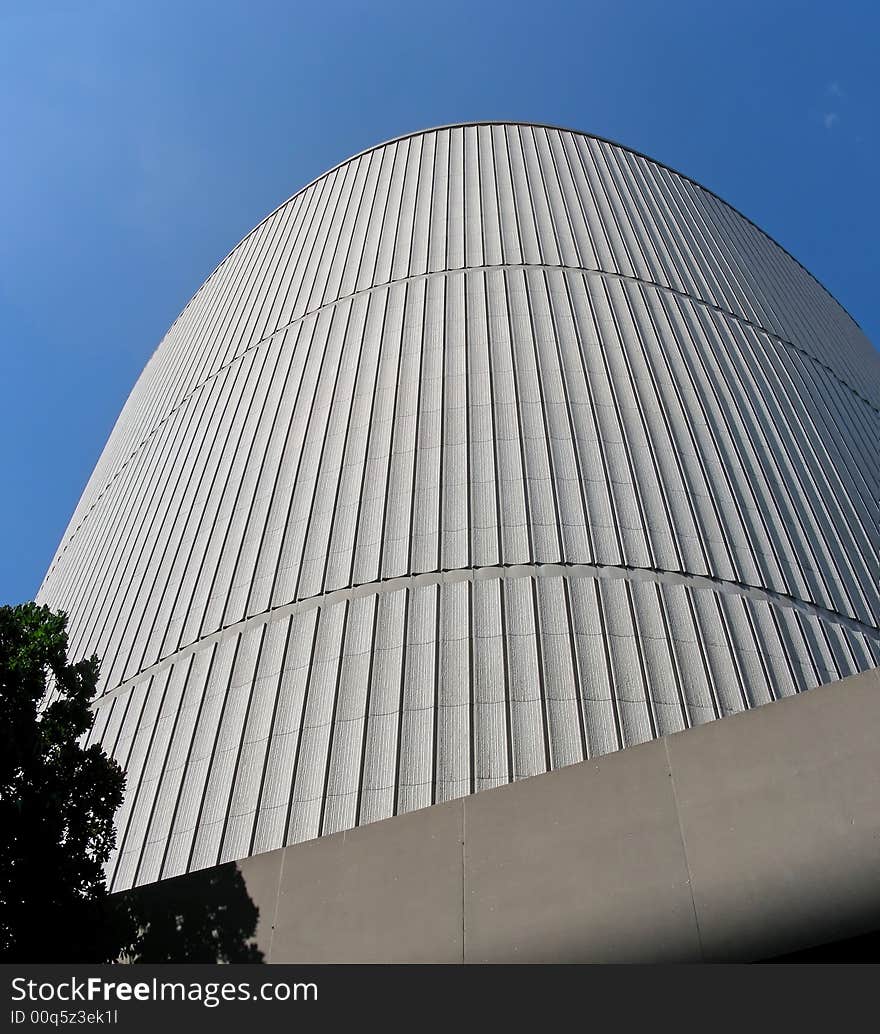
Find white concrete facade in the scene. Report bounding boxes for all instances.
[37,124,880,891]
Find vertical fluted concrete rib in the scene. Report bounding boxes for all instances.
[37,123,880,891]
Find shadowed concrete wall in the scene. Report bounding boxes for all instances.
[223,666,880,962]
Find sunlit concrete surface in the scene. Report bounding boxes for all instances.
[37,124,880,894]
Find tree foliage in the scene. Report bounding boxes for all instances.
[0,602,130,961]
[0,601,264,963]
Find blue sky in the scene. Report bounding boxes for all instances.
[1,0,877,605]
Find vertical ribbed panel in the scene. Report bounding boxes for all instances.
[35,123,880,891]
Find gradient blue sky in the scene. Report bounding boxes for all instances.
[2,0,877,605]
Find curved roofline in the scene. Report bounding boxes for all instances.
[170,120,866,339]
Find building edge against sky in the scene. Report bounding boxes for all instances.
[36,123,880,894]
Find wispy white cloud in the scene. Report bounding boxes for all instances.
[823,112,839,130]
[827,81,845,98]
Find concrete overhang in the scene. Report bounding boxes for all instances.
[131,665,880,963]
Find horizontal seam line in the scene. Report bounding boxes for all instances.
[162,123,868,341]
[93,560,880,705]
[44,262,879,580]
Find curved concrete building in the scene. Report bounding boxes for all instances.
[38,123,880,896]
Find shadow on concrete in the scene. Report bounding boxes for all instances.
[119,862,264,963]
[760,925,880,963]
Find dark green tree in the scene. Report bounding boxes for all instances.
[0,601,264,963]
[0,602,133,961]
